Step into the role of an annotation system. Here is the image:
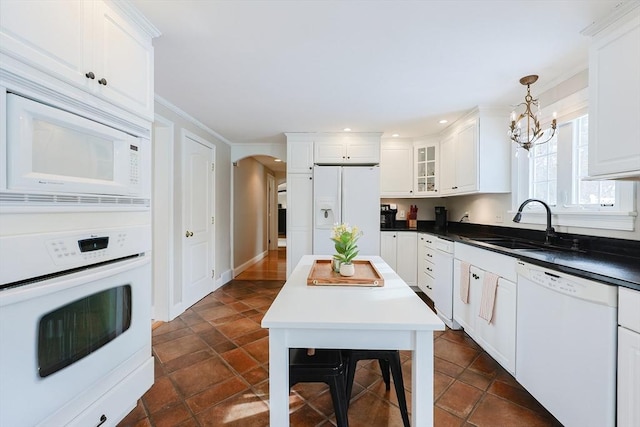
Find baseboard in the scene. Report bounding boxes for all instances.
[233,250,268,277]
[217,269,233,287]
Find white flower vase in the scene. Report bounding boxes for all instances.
[339,262,355,277]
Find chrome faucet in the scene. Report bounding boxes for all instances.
[512,198,557,244]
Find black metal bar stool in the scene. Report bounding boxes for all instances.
[289,348,350,427]
[344,349,410,427]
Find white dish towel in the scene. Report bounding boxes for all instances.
[479,272,500,323]
[459,261,471,304]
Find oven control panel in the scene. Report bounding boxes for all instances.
[46,232,129,266]
[0,224,151,286]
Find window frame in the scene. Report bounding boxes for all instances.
[511,89,636,231]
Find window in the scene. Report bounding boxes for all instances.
[530,133,557,205]
[529,114,617,210]
[573,116,616,207]
[514,100,636,231]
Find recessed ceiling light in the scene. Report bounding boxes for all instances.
[343,128,351,132]
[439,119,448,124]
[392,133,400,137]
[274,158,282,162]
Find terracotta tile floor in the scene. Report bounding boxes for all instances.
[119,250,562,426]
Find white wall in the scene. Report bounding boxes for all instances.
[233,157,271,271]
[152,99,233,320]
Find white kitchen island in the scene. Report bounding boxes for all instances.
[261,255,445,426]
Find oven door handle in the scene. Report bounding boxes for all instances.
[0,255,150,305]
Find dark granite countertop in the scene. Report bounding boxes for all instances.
[382,221,640,291]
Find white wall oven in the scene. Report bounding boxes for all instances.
[3,93,150,207]
[0,225,153,426]
[1,90,154,425]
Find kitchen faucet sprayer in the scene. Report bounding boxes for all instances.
[513,198,557,244]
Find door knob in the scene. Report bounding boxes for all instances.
[185,230,193,237]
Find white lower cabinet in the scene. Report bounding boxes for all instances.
[417,233,436,299]
[453,243,518,374]
[380,231,417,286]
[476,274,516,373]
[618,287,640,427]
[453,262,482,338]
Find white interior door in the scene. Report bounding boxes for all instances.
[182,134,215,309]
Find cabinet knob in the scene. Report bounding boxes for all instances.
[98,78,108,86]
[185,230,194,237]
[85,71,95,79]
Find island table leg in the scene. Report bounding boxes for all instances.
[268,330,289,426]
[412,330,435,426]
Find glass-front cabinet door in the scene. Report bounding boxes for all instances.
[414,142,439,196]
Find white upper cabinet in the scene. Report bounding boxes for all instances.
[92,1,156,120]
[440,108,510,196]
[287,140,314,173]
[414,140,439,196]
[0,0,159,121]
[585,4,640,179]
[0,0,88,85]
[314,133,381,164]
[380,138,439,197]
[380,140,414,196]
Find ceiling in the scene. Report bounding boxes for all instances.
[132,0,621,146]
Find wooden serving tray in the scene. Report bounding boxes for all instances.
[307,259,384,287]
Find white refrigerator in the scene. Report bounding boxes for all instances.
[313,165,380,256]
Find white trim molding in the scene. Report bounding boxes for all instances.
[155,94,234,146]
[233,250,268,277]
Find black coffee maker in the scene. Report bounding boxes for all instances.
[434,206,447,230]
[380,204,397,229]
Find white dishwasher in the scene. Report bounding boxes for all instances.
[433,237,458,329]
[516,261,618,427]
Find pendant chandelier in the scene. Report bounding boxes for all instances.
[509,75,557,151]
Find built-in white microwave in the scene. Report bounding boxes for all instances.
[5,94,150,199]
